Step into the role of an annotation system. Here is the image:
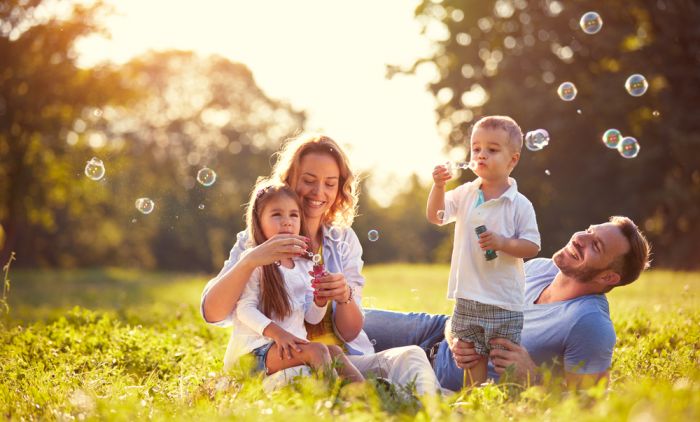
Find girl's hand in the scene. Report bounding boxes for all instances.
[267,325,309,360]
[244,233,309,267]
[477,230,505,251]
[311,271,351,305]
[432,164,452,187]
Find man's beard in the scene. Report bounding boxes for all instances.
[553,248,600,283]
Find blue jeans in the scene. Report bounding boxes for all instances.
[363,309,464,391]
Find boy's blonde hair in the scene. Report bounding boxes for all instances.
[270,133,359,228]
[471,115,523,153]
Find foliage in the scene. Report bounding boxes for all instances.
[1,266,698,420]
[0,0,305,271]
[401,0,700,268]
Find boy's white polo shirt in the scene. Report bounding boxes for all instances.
[441,177,540,312]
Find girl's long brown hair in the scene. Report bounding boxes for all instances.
[245,180,309,320]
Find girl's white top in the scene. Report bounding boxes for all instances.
[225,257,328,368]
[202,225,375,367]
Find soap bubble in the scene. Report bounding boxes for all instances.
[446,160,476,177]
[197,167,217,187]
[337,240,350,257]
[602,129,622,149]
[368,230,380,242]
[652,110,660,117]
[328,226,342,242]
[579,11,603,34]
[437,210,446,222]
[618,137,640,158]
[198,204,205,210]
[557,82,577,101]
[135,197,155,214]
[84,157,105,181]
[545,169,551,176]
[625,74,648,97]
[312,254,322,264]
[525,129,550,151]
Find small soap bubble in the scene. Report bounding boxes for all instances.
[437,210,446,222]
[579,11,603,34]
[625,74,648,97]
[602,129,622,149]
[328,226,342,242]
[131,218,137,223]
[525,129,550,151]
[618,136,640,158]
[92,109,103,118]
[652,110,660,117]
[196,167,217,187]
[557,82,577,101]
[312,254,322,264]
[198,204,205,210]
[337,240,350,258]
[84,157,105,181]
[370,339,377,346]
[368,230,379,242]
[135,197,155,214]
[545,169,551,176]
[576,109,582,115]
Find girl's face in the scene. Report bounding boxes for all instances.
[259,195,302,240]
[294,152,340,221]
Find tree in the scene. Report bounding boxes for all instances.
[400,0,700,268]
[0,0,128,266]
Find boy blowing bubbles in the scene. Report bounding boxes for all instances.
[426,116,541,386]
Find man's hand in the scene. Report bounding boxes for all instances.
[489,338,537,381]
[449,337,482,369]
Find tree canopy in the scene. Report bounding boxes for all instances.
[399,0,700,268]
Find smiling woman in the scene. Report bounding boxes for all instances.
[200,133,442,394]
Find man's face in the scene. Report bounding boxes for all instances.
[553,223,630,283]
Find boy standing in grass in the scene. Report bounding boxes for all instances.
[426,115,541,386]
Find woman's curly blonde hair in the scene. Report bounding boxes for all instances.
[270,133,359,228]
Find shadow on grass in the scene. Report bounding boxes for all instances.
[6,268,209,325]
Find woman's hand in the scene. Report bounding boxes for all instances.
[311,271,351,306]
[243,233,309,267]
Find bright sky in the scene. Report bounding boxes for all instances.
[76,0,453,204]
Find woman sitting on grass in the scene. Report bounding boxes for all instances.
[233,181,363,382]
[202,133,440,395]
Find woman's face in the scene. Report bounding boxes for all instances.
[295,152,340,222]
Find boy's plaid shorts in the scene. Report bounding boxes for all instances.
[450,298,523,356]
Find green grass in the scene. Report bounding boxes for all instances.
[1,265,699,420]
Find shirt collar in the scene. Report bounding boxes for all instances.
[471,177,519,202]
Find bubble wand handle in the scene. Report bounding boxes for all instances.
[475,225,498,261]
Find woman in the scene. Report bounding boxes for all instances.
[201,134,440,394]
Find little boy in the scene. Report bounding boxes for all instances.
[426,115,541,386]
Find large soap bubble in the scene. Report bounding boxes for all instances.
[525,129,550,151]
[557,82,577,101]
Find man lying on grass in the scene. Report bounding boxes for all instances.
[363,216,652,391]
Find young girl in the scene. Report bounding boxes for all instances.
[232,181,364,382]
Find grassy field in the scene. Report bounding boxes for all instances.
[1,264,699,420]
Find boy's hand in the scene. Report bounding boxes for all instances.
[432,164,452,188]
[266,324,309,360]
[477,229,505,251]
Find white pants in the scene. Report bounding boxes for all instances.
[263,345,440,395]
[348,345,441,396]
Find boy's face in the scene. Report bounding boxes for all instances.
[470,127,520,182]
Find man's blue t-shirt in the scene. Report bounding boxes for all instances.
[435,258,616,391]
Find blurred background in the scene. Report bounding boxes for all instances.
[1,0,699,272]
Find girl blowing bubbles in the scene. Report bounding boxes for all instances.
[234,181,364,382]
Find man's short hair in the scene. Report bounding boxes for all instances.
[609,215,652,289]
[471,115,524,153]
